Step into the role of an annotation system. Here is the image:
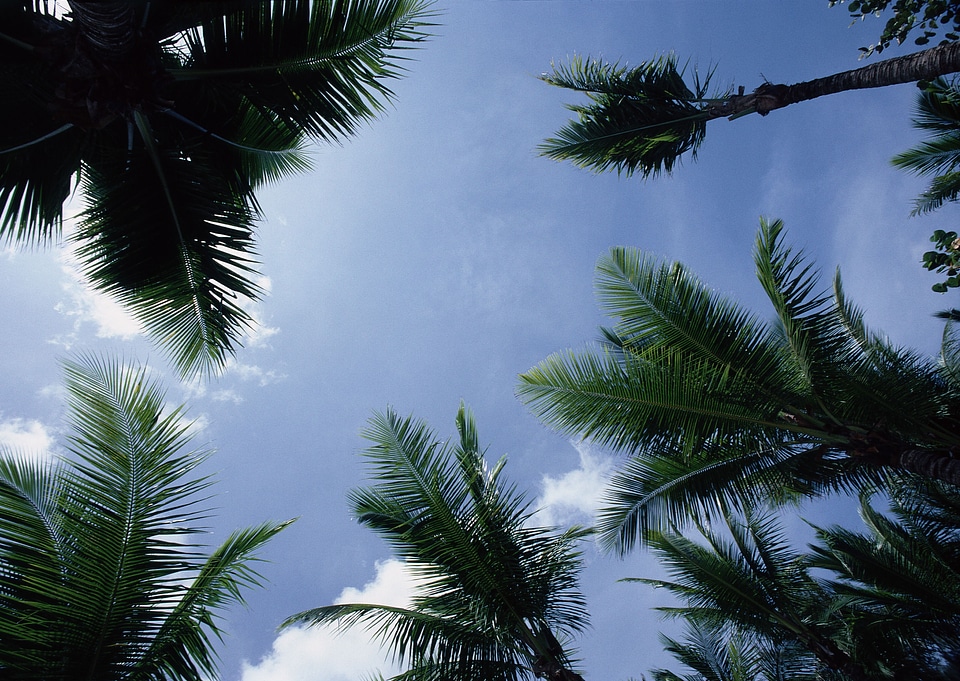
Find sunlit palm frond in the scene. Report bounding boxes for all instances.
[285,601,528,679]
[597,245,789,390]
[141,520,294,681]
[518,347,790,462]
[539,54,719,177]
[753,218,836,396]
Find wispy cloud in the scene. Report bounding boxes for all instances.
[534,441,614,528]
[241,559,415,681]
[49,242,142,348]
[0,418,55,462]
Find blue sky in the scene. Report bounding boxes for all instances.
[1,2,957,680]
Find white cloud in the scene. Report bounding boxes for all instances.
[534,441,614,528]
[241,276,280,348]
[0,418,56,462]
[224,358,286,387]
[52,247,142,344]
[242,559,415,681]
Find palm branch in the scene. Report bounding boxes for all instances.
[808,480,960,672]
[629,512,866,680]
[542,41,960,177]
[892,77,960,214]
[0,353,290,680]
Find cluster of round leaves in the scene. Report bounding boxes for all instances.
[832,0,960,55]
[922,228,960,291]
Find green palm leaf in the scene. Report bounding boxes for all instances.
[893,77,960,214]
[539,54,717,177]
[630,512,862,679]
[520,218,960,552]
[0,354,290,680]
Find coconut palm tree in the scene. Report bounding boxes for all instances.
[540,40,960,177]
[0,353,291,679]
[0,1,433,376]
[284,405,591,681]
[518,218,960,552]
[640,498,960,681]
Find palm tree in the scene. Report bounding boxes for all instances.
[518,218,960,552]
[284,404,591,681]
[0,354,291,679]
[540,40,960,177]
[0,1,433,376]
[638,499,960,681]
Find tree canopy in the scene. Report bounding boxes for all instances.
[285,405,590,681]
[519,218,960,552]
[0,0,434,376]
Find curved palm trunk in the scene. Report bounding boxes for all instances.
[710,40,960,119]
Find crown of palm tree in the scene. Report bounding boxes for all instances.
[285,405,590,681]
[541,41,960,178]
[0,0,435,376]
[519,218,960,552]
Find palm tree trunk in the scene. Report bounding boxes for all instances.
[710,40,960,119]
[896,448,960,486]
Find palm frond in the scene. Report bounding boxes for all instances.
[753,218,833,397]
[1,1,436,376]
[634,514,829,643]
[893,77,960,214]
[539,54,719,177]
[0,354,289,679]
[0,53,84,242]
[140,519,294,681]
[73,130,262,377]
[518,348,791,461]
[171,0,436,143]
